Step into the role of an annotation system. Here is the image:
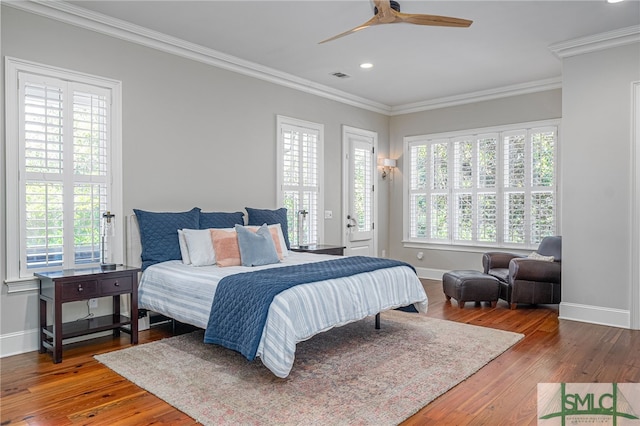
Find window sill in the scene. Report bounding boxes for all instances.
[402,240,534,255]
[4,277,39,293]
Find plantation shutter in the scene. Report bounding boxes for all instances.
[409,143,428,239]
[476,134,498,243]
[452,137,473,242]
[406,123,556,248]
[529,127,556,243]
[280,122,320,246]
[503,131,527,244]
[22,77,65,269]
[20,73,110,274]
[450,134,500,244]
[430,140,449,241]
[72,87,110,264]
[351,142,373,233]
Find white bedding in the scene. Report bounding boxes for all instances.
[138,252,428,377]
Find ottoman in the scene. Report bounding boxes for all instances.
[442,270,500,309]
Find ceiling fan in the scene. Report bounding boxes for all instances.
[319,0,472,44]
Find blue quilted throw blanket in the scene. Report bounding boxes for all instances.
[203,256,415,361]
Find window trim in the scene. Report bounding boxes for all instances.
[402,119,560,251]
[4,57,123,290]
[276,115,324,245]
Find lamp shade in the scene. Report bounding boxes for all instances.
[382,158,397,168]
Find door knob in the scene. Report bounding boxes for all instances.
[346,215,358,229]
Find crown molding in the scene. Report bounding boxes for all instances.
[549,25,640,58]
[389,77,563,116]
[5,0,392,115]
[6,0,566,117]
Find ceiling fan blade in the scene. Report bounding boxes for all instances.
[319,0,472,44]
[318,16,380,44]
[397,12,472,28]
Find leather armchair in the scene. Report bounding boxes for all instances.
[482,236,561,309]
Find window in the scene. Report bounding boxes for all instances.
[277,115,324,246]
[405,121,558,249]
[5,58,122,282]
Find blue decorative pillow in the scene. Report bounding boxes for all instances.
[235,224,280,267]
[245,207,290,249]
[134,208,200,270]
[199,211,244,229]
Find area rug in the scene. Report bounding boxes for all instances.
[95,310,523,425]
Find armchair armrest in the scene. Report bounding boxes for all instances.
[482,252,523,273]
[509,258,561,283]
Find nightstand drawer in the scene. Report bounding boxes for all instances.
[99,276,132,295]
[61,280,98,301]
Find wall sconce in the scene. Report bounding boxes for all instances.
[381,158,397,180]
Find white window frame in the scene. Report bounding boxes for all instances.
[276,115,324,246]
[403,119,560,252]
[5,57,123,291]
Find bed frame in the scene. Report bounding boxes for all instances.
[124,214,382,330]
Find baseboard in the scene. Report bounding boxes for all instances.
[1,316,149,358]
[415,267,490,281]
[0,328,39,358]
[559,302,630,329]
[417,270,633,330]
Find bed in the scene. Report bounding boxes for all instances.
[126,209,428,378]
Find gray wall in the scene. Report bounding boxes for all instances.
[561,42,640,318]
[2,5,638,356]
[0,6,390,351]
[388,90,563,274]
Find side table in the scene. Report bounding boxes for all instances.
[290,244,345,256]
[36,265,140,363]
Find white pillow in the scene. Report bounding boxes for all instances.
[270,223,289,257]
[177,230,191,265]
[182,228,216,266]
[528,251,554,262]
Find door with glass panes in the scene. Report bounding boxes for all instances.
[342,126,377,256]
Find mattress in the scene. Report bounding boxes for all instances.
[138,252,428,377]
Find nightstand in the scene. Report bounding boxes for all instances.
[36,265,140,363]
[290,244,345,256]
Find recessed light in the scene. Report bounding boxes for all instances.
[607,0,624,3]
[360,63,373,69]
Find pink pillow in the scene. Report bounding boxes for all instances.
[245,225,284,260]
[269,227,284,260]
[211,226,284,266]
[210,229,241,267]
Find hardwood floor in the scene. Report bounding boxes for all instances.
[2,279,639,425]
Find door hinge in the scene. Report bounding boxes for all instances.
[372,147,375,154]
[372,185,375,192]
[372,222,375,230]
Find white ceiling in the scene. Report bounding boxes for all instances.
[63,0,640,110]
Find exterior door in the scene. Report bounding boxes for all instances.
[342,126,377,257]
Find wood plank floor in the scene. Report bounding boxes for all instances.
[2,279,639,425]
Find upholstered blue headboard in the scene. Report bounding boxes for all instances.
[125,214,143,268]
